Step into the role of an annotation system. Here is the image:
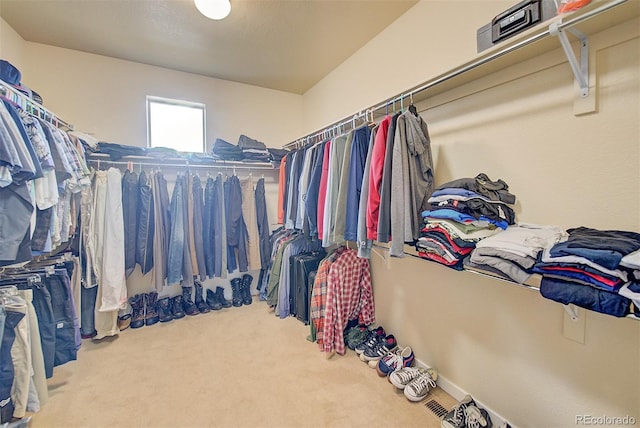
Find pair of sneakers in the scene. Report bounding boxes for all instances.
[360,334,398,363]
[441,395,492,428]
[389,366,439,402]
[375,346,415,374]
[354,326,386,354]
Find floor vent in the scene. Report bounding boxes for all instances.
[425,399,448,418]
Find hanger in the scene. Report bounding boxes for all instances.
[409,92,418,116]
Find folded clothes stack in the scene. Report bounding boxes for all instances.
[417,173,515,270]
[464,223,566,283]
[267,148,289,164]
[533,227,640,318]
[211,138,244,161]
[96,142,146,160]
[238,134,270,162]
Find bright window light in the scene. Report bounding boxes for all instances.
[147,96,206,153]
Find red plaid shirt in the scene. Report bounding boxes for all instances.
[323,249,375,355]
[310,249,344,347]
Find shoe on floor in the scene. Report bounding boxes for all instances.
[389,366,432,389]
[361,334,397,362]
[403,368,438,402]
[441,394,476,428]
[354,326,385,355]
[117,314,131,331]
[465,405,493,428]
[375,346,414,376]
[345,324,370,350]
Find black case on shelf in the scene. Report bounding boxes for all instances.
[477,0,558,52]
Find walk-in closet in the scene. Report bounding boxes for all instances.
[0,0,638,427]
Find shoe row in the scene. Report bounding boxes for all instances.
[345,324,439,402]
[345,324,498,427]
[441,394,493,428]
[123,274,253,330]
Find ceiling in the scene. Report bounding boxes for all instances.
[0,0,418,94]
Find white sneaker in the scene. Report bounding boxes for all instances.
[389,367,425,389]
[403,368,438,402]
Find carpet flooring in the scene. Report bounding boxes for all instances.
[28,298,456,428]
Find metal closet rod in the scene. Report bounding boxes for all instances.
[87,158,277,171]
[285,0,628,150]
[0,79,74,130]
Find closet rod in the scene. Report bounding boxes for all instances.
[86,157,277,171]
[0,78,74,130]
[284,0,628,150]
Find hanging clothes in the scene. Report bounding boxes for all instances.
[150,171,170,291]
[304,141,326,238]
[357,125,378,259]
[377,112,400,243]
[255,177,271,271]
[191,175,206,281]
[240,175,261,270]
[390,111,434,257]
[135,171,154,275]
[121,169,138,277]
[344,126,371,242]
[332,130,354,244]
[167,174,185,286]
[366,115,391,241]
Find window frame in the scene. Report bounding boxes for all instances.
[146,95,207,153]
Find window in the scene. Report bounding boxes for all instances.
[146,96,206,153]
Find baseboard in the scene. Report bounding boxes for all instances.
[414,358,514,428]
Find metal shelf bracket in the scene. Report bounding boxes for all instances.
[549,22,590,97]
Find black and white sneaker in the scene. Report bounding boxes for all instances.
[442,395,476,428]
[354,326,385,355]
[465,405,492,428]
[361,334,397,362]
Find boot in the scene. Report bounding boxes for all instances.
[215,286,232,308]
[157,297,173,322]
[241,273,253,306]
[231,278,243,307]
[194,281,210,314]
[171,295,186,319]
[182,286,199,316]
[144,292,160,326]
[206,289,222,311]
[129,294,145,329]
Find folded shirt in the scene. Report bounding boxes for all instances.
[540,277,630,318]
[469,251,531,284]
[422,208,508,230]
[472,247,536,270]
[212,138,244,161]
[474,223,566,259]
[549,227,640,270]
[539,247,628,281]
[238,134,267,150]
[435,173,516,204]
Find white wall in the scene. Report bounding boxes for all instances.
[0,16,25,73]
[301,1,640,426]
[301,0,515,135]
[18,42,303,150]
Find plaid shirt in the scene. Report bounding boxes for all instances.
[323,249,375,355]
[310,249,344,347]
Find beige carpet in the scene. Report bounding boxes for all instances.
[28,299,456,428]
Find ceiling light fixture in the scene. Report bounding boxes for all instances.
[194,0,231,20]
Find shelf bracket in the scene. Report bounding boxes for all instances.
[549,22,589,98]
